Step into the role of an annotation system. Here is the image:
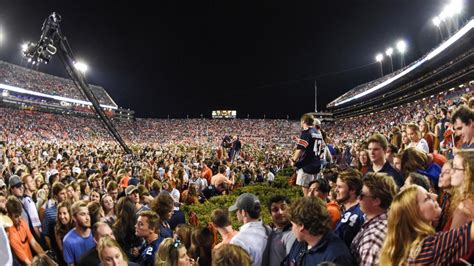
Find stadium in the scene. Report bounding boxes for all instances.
[0,1,473,266]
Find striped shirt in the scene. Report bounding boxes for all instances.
[408,221,471,265]
[350,212,387,266]
[42,204,57,237]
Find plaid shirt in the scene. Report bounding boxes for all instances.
[350,212,388,266]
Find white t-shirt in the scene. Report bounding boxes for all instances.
[267,172,275,182]
[408,138,429,153]
[0,227,12,266]
[230,221,268,266]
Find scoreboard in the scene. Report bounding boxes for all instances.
[212,110,237,119]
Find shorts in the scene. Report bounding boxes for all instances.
[296,168,316,187]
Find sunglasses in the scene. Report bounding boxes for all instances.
[12,184,24,189]
[358,193,376,200]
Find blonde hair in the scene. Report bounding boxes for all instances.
[155,237,184,266]
[71,200,88,216]
[379,185,435,265]
[457,149,474,199]
[212,244,252,266]
[98,237,128,263]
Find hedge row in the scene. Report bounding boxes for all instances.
[182,175,302,229]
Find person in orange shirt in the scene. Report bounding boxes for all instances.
[201,162,213,185]
[119,167,132,189]
[6,196,45,265]
[307,179,341,229]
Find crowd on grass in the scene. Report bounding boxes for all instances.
[0,77,474,265]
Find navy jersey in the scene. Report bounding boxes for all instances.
[295,127,323,174]
[335,203,365,248]
[139,237,164,266]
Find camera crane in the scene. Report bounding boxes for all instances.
[23,12,132,155]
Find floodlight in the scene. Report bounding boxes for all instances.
[375,54,383,62]
[451,0,463,15]
[432,17,441,27]
[444,0,463,18]
[385,48,393,56]
[443,5,455,18]
[396,40,407,53]
[21,43,29,52]
[74,61,88,73]
[439,10,448,21]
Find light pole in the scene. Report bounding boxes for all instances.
[396,40,407,68]
[432,16,444,41]
[385,47,394,73]
[375,53,384,77]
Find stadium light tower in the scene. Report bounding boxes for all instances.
[375,53,384,77]
[23,12,132,155]
[432,16,445,40]
[21,43,29,52]
[396,40,407,68]
[385,47,394,73]
[432,16,441,27]
[444,0,463,18]
[74,61,88,74]
[445,0,463,32]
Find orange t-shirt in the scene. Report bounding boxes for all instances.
[202,166,213,184]
[326,201,341,229]
[119,175,130,188]
[432,153,447,167]
[7,219,33,263]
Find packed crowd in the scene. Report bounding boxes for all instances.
[0,114,295,265]
[326,83,471,154]
[0,61,116,107]
[0,80,474,266]
[0,106,298,148]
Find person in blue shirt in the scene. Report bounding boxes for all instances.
[152,194,174,239]
[135,210,164,266]
[334,169,365,248]
[367,133,404,188]
[63,201,95,265]
[282,197,355,266]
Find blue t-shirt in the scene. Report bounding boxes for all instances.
[283,232,355,266]
[159,222,173,239]
[367,161,404,188]
[139,237,164,266]
[335,203,365,248]
[63,229,95,264]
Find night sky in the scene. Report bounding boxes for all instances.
[0,0,472,118]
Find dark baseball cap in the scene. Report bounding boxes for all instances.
[8,175,22,188]
[228,193,260,212]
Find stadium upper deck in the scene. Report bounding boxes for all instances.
[0,60,117,108]
[327,19,474,118]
